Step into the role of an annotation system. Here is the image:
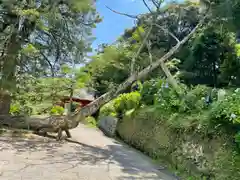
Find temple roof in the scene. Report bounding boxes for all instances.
[63,88,95,101]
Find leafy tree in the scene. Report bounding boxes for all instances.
[180,26,240,87]
[87,45,132,94]
[0,0,100,114]
[87,1,201,94]
[11,65,91,115]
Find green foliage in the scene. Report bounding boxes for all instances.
[0,0,99,93]
[235,132,240,149]
[21,44,39,56]
[10,102,33,116]
[180,26,240,87]
[140,79,165,105]
[99,91,141,118]
[10,65,91,116]
[208,89,240,136]
[179,85,211,113]
[117,104,240,180]
[87,45,132,94]
[99,101,117,117]
[236,44,240,57]
[84,116,97,128]
[210,89,240,123]
[154,84,181,112]
[141,79,211,114]
[113,92,141,114]
[50,106,64,115]
[208,0,240,30]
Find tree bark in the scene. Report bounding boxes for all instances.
[160,62,182,95]
[0,32,21,115]
[0,32,19,88]
[0,91,11,115]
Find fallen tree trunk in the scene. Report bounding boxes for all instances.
[0,115,54,130]
[0,16,205,134]
[76,17,206,118]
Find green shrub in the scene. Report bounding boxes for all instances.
[118,106,240,179]
[10,103,21,115]
[99,91,141,118]
[154,83,182,112]
[180,85,211,113]
[85,116,97,127]
[140,78,165,105]
[99,101,117,117]
[235,132,240,149]
[113,91,141,114]
[207,89,240,149]
[141,80,215,115]
[209,89,240,126]
[141,79,209,113]
[10,102,33,115]
[50,105,64,115]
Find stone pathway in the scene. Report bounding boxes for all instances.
[0,124,178,180]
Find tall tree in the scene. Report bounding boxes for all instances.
[180,26,240,87]
[0,0,100,114]
[88,1,201,94]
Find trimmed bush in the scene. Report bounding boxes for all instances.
[113,91,141,114]
[99,101,117,117]
[50,105,64,115]
[10,102,33,115]
[99,91,141,118]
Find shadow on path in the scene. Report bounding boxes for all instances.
[0,130,178,180]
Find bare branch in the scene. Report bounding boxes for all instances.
[154,23,180,43]
[105,6,140,20]
[145,37,179,91]
[160,61,181,94]
[131,25,153,75]
[146,40,153,64]
[142,0,153,13]
[39,51,55,77]
[135,22,153,64]
[151,0,162,10]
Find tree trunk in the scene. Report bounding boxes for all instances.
[160,62,182,95]
[0,32,20,115]
[0,91,11,115]
[0,32,19,89]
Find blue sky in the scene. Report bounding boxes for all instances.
[91,0,150,51]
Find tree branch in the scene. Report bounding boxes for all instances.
[154,23,180,43]
[160,61,181,94]
[39,51,55,77]
[135,21,153,64]
[105,6,141,20]
[76,15,207,118]
[151,0,162,10]
[146,40,153,64]
[142,0,153,13]
[130,25,153,75]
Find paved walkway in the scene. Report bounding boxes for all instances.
[0,124,178,180]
